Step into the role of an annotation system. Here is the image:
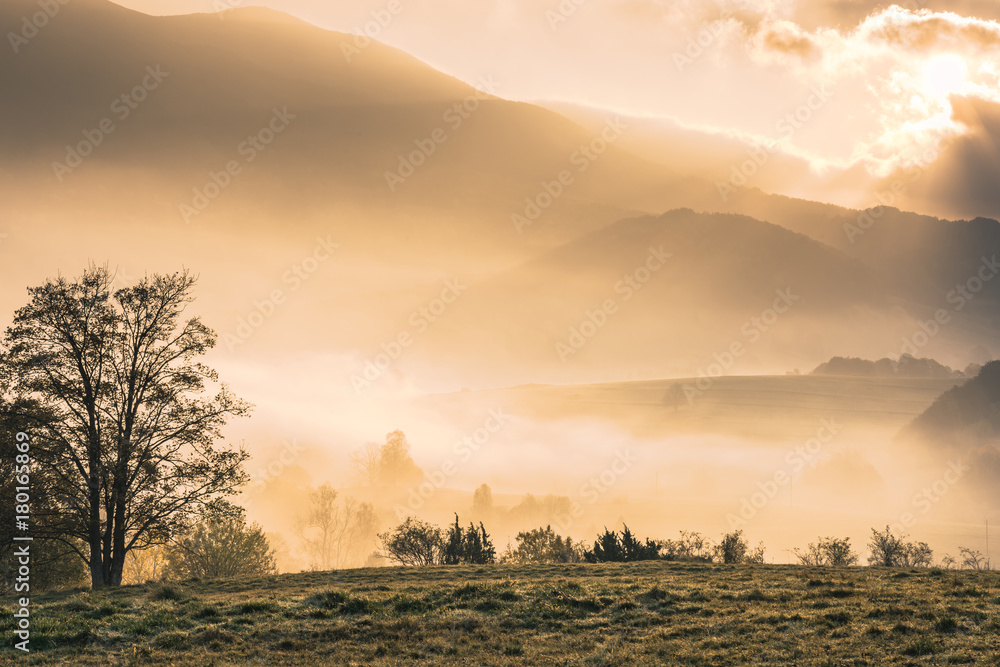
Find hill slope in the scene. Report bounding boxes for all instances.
[407,209,982,386]
[18,563,1000,665]
[900,360,1000,446]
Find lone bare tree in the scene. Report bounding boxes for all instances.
[294,484,378,570]
[349,442,381,486]
[0,266,251,587]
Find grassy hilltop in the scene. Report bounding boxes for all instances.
[4,562,999,665]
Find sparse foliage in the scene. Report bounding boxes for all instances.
[350,442,381,486]
[294,484,379,571]
[958,547,990,570]
[715,530,765,564]
[164,510,276,580]
[658,531,713,562]
[793,537,859,566]
[379,517,442,566]
[502,526,583,564]
[867,526,933,567]
[123,545,168,584]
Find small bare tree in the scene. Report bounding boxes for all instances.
[350,442,381,486]
[959,547,990,570]
[294,484,378,570]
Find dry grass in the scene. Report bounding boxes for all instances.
[3,562,999,665]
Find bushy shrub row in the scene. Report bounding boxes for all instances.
[380,519,991,570]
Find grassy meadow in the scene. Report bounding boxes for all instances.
[4,562,999,665]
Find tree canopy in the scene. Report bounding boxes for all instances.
[0,266,251,587]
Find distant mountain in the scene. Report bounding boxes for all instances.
[812,355,966,379]
[2,0,999,390]
[728,191,1000,313]
[410,209,921,385]
[898,361,1000,447]
[897,360,1000,509]
[0,0,719,250]
[550,105,1000,330]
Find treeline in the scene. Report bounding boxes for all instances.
[378,519,994,570]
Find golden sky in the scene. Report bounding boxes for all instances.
[108,0,1000,181]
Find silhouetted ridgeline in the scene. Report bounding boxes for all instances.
[812,354,971,379]
[900,360,1000,443]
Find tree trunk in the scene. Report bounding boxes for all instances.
[88,466,108,588]
[111,497,128,587]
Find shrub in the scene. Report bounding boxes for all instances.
[794,537,859,566]
[442,515,495,565]
[378,517,443,566]
[659,531,713,562]
[714,530,765,564]
[583,525,659,563]
[958,547,990,571]
[165,512,276,580]
[502,526,583,564]
[867,526,932,568]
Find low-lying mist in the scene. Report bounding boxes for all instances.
[233,370,997,573]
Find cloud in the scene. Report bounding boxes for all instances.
[857,5,1000,50]
[890,96,1000,219]
[796,1,1000,29]
[731,7,1000,176]
[755,19,819,57]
